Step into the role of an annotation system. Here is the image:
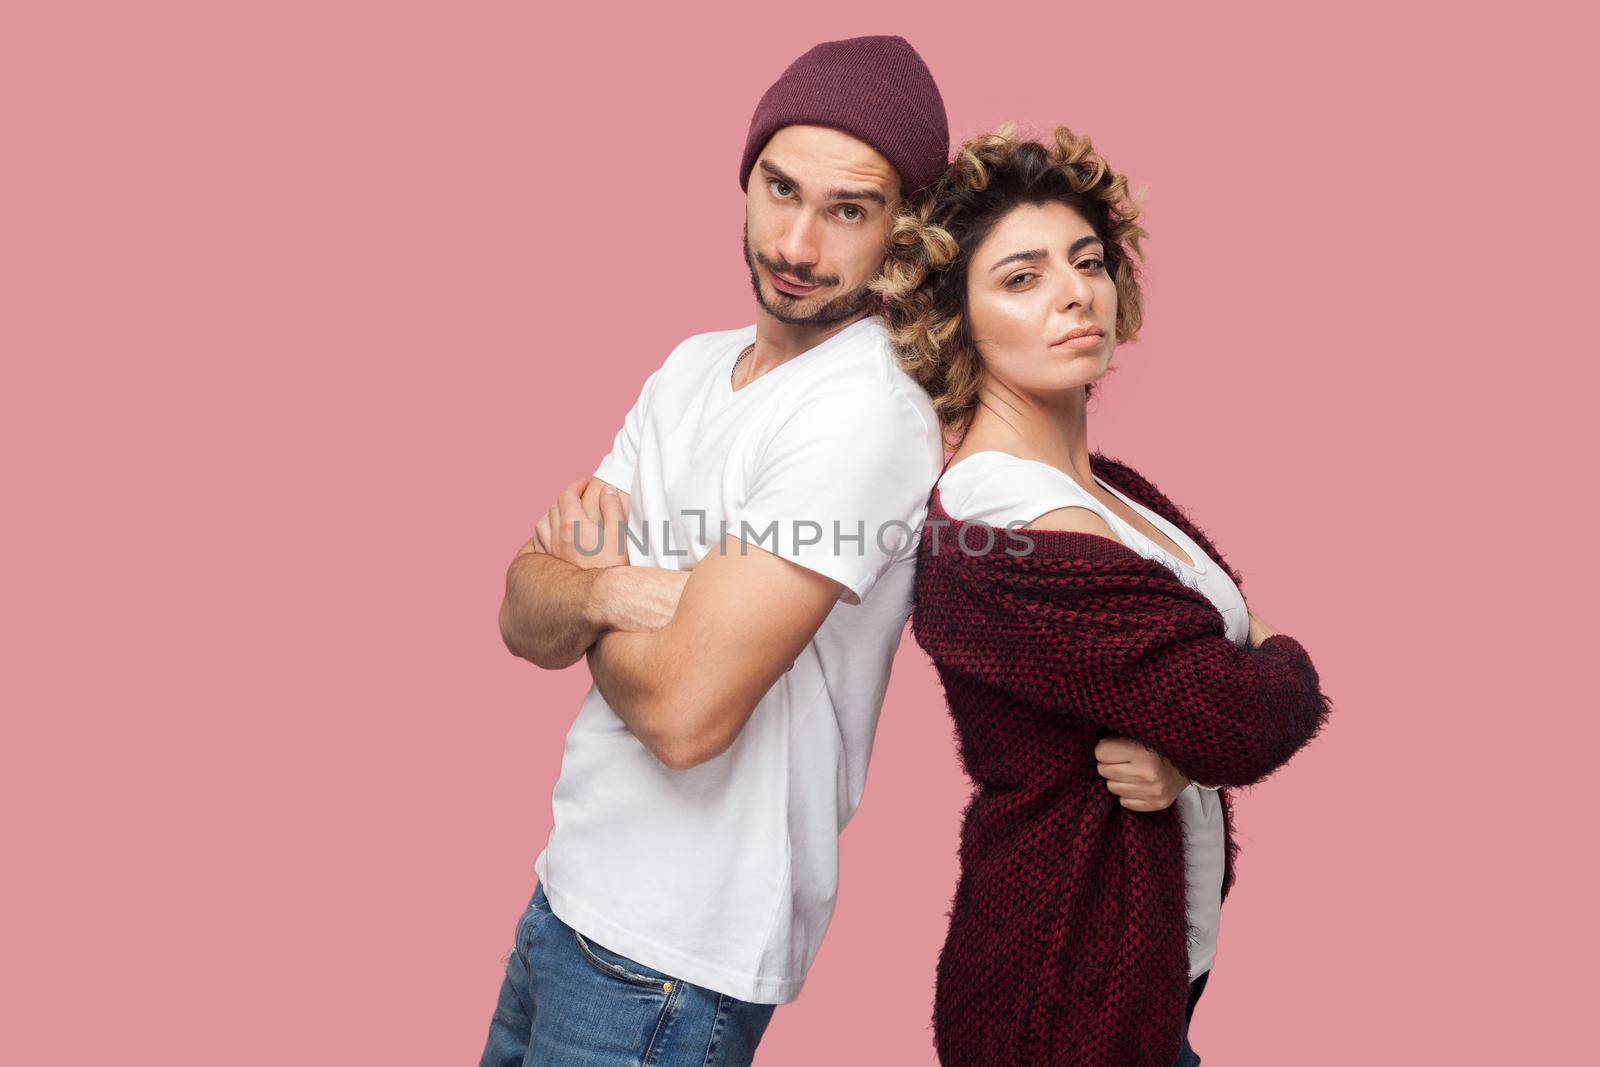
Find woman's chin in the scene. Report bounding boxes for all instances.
[1027,372,1105,395]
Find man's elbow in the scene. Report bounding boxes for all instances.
[639,697,746,772]
[499,596,530,657]
[498,595,581,670]
[651,737,719,772]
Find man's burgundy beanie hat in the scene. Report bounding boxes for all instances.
[739,35,949,201]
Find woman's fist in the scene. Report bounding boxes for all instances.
[1094,735,1190,812]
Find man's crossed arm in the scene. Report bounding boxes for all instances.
[499,477,846,771]
[498,478,685,668]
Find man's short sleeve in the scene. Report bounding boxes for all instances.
[731,383,940,606]
[592,365,663,493]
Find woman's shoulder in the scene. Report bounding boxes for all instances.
[1027,502,1117,536]
[938,450,1103,529]
[941,449,1097,495]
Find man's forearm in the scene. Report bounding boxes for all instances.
[578,537,851,770]
[498,550,609,669]
[586,630,665,737]
[587,629,721,770]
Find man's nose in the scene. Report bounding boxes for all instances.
[776,212,821,269]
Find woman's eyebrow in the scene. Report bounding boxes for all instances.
[990,236,1105,273]
[990,249,1045,272]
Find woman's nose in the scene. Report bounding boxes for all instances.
[1055,271,1092,311]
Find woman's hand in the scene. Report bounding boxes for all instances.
[1246,608,1280,649]
[1094,735,1190,812]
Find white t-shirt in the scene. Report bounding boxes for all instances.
[935,450,1249,981]
[533,316,943,1004]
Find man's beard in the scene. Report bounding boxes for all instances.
[743,225,876,327]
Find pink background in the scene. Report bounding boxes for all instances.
[5,2,1592,1063]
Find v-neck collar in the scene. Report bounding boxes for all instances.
[722,317,876,399]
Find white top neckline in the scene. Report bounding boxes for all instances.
[721,317,877,400]
[945,450,1208,575]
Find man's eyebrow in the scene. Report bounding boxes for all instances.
[824,186,886,206]
[758,160,887,206]
[759,160,802,191]
[989,235,1105,272]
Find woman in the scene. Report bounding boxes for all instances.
[874,126,1333,1066]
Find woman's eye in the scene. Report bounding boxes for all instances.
[1078,257,1106,272]
[1006,271,1038,288]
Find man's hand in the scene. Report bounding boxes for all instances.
[518,476,686,635]
[534,478,630,570]
[1094,735,1190,812]
[502,475,674,668]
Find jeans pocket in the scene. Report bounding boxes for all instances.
[530,882,553,914]
[510,884,554,960]
[571,929,678,993]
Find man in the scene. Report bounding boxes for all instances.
[481,36,949,1066]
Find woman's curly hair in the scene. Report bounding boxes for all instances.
[871,123,1149,442]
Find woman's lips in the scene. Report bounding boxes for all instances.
[1054,332,1104,350]
[770,270,822,297]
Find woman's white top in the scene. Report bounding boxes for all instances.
[936,450,1250,980]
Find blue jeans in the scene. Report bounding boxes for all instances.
[1175,967,1211,1067]
[479,881,777,1066]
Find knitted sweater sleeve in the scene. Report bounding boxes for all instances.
[915,546,1333,788]
[1086,628,1331,787]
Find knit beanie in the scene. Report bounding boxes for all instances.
[739,36,949,201]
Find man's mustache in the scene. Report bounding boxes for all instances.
[752,250,838,288]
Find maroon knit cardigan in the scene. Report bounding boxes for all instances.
[914,452,1332,1066]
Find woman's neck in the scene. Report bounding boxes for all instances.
[956,383,1095,484]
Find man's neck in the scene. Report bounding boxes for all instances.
[744,306,870,380]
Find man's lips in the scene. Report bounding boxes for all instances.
[769,269,824,297]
